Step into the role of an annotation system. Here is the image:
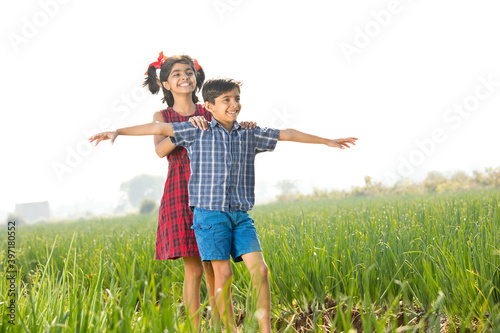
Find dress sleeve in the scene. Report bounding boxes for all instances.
[254,126,280,153]
[171,122,199,148]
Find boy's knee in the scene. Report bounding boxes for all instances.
[260,263,269,278]
[219,268,233,282]
[254,262,269,281]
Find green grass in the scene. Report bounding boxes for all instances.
[1,190,500,332]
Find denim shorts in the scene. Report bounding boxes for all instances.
[191,207,262,262]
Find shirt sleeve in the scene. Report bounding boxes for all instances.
[254,126,280,153]
[170,122,198,148]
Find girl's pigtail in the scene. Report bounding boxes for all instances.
[195,65,205,93]
[191,64,205,104]
[143,65,161,94]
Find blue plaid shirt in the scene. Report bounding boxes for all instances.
[171,119,280,212]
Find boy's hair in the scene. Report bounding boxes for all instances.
[202,78,242,104]
[143,55,205,107]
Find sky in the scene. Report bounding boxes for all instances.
[1,0,499,220]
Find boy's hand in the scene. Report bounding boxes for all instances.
[239,121,257,130]
[189,116,209,130]
[88,131,119,146]
[327,137,358,149]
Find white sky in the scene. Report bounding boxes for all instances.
[1,0,499,218]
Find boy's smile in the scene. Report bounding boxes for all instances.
[205,87,242,131]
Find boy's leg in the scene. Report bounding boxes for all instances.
[202,261,216,324]
[210,259,237,332]
[182,256,204,330]
[240,251,271,333]
[231,212,270,332]
[191,208,236,331]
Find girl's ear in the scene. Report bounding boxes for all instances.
[204,101,213,112]
[162,81,170,91]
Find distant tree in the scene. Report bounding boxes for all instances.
[473,169,487,187]
[276,179,299,202]
[273,166,499,203]
[139,198,158,215]
[120,174,164,207]
[484,167,500,187]
[423,171,447,193]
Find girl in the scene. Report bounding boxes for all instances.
[143,53,255,329]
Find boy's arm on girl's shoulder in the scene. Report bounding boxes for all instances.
[278,129,358,150]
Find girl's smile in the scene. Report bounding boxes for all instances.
[162,63,197,94]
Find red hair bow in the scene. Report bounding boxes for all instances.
[144,52,201,75]
[193,58,201,71]
[145,52,168,75]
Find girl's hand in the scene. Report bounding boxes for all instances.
[88,131,119,146]
[239,121,257,129]
[189,116,209,130]
[326,137,358,149]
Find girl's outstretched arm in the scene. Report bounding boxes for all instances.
[279,129,358,149]
[89,122,174,146]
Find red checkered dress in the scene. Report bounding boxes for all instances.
[155,104,212,260]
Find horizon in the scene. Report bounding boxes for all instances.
[5,164,498,223]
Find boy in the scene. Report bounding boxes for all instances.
[89,78,357,332]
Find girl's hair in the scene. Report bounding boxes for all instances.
[202,78,242,104]
[143,55,205,107]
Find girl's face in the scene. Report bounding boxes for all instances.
[162,62,197,95]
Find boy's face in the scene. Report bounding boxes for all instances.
[204,87,241,128]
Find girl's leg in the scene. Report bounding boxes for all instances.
[240,251,271,333]
[210,259,237,332]
[182,256,204,330]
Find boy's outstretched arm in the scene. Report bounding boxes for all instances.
[89,122,174,146]
[279,129,358,149]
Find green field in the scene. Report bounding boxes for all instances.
[1,190,500,332]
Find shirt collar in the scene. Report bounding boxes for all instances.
[210,118,241,132]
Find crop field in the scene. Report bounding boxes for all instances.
[1,190,499,332]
